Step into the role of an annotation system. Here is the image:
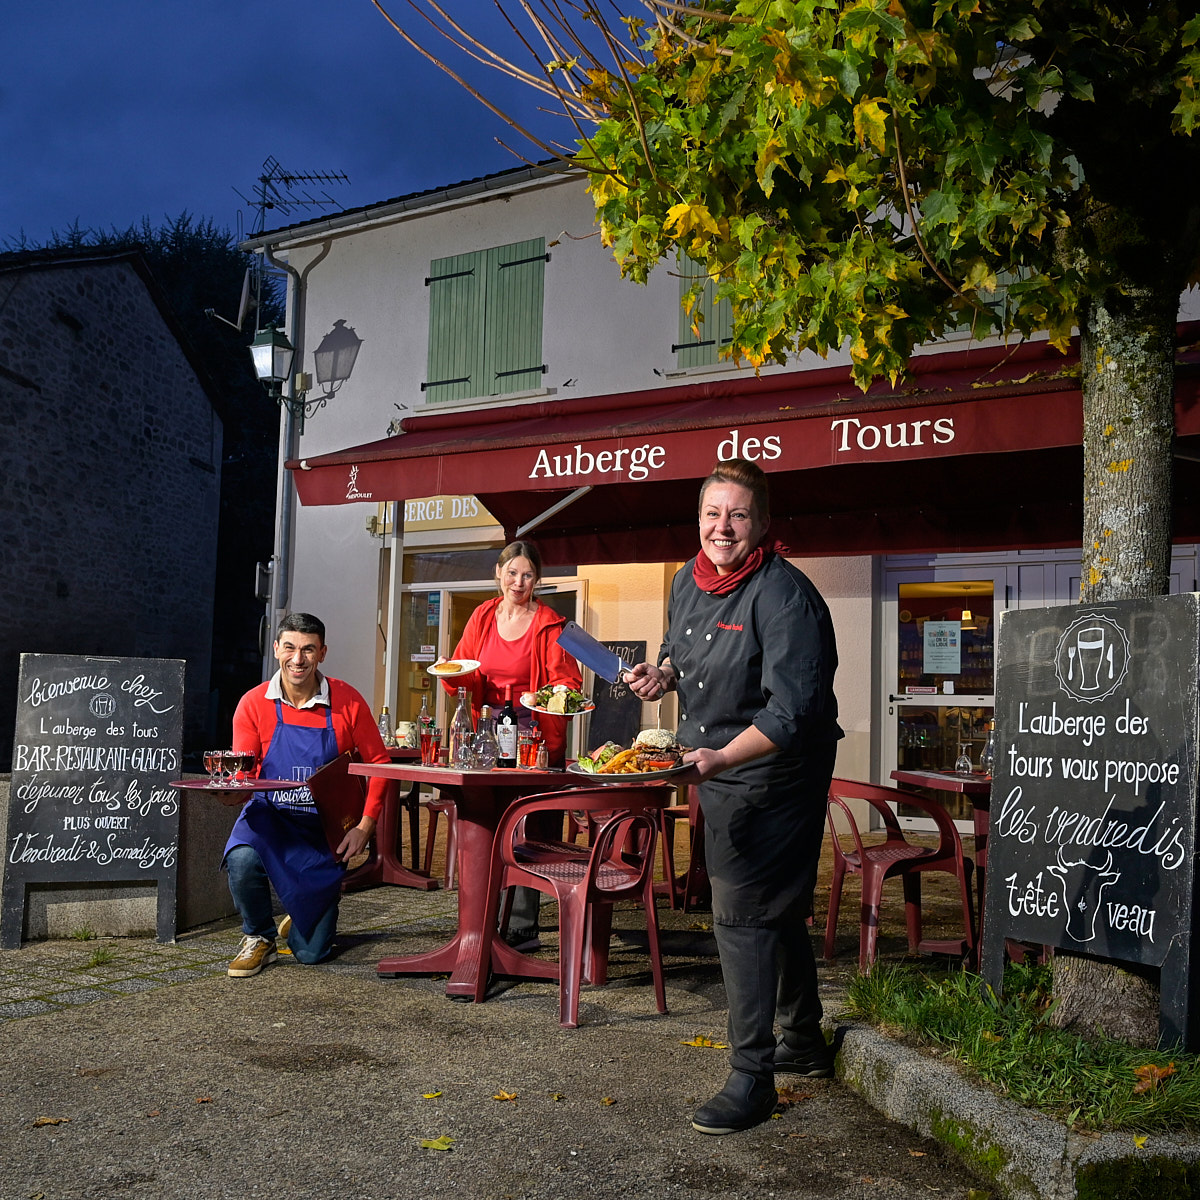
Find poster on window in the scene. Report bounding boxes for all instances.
[923,620,961,675]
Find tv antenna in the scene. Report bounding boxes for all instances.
[210,158,351,333]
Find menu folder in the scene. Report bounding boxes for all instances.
[556,621,633,684]
[307,750,366,857]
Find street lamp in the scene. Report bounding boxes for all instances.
[250,321,362,432]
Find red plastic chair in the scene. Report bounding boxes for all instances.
[475,786,671,1028]
[824,778,976,972]
[422,797,458,889]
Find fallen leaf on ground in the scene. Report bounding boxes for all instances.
[419,1135,455,1152]
[549,1092,565,1101]
[909,1150,926,1157]
[1134,1135,1148,1149]
[1133,1063,1176,1094]
[687,921,711,931]
[787,1132,808,1139]
[774,1086,812,1107]
[195,1097,212,1104]
[981,1030,1002,1042]
[492,1090,518,1102]
[680,1035,728,1049]
[600,1096,617,1106]
[32,1116,70,1127]
[145,1111,160,1118]
[422,1091,443,1099]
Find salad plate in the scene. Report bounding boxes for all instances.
[521,686,593,716]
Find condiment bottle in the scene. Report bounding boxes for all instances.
[377,705,396,747]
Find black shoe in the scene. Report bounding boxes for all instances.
[773,1038,835,1078]
[691,1070,778,1135]
[502,931,541,953]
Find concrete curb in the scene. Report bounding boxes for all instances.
[836,1021,1200,1200]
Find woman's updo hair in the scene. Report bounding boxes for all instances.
[496,539,543,582]
[698,457,771,523]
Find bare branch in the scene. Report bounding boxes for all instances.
[646,0,753,25]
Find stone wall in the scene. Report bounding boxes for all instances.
[0,255,222,767]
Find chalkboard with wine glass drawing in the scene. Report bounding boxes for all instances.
[2,654,185,948]
[981,595,1200,1049]
[583,641,647,753]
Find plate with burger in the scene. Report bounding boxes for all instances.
[570,728,690,782]
[427,658,481,678]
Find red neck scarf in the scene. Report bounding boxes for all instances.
[692,546,773,596]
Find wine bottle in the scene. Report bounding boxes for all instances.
[418,692,433,733]
[496,684,518,768]
[449,686,474,769]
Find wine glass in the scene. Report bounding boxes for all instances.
[954,742,973,775]
[232,750,257,783]
[219,749,238,787]
[204,749,221,785]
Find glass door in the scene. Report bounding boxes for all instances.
[882,563,1009,830]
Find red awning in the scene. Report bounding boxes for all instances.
[289,336,1200,564]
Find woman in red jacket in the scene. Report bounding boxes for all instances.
[441,540,582,949]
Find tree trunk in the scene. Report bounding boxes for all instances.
[1049,281,1177,1045]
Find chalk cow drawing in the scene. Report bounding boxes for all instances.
[1046,847,1121,943]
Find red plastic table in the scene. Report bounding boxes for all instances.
[341,748,438,893]
[890,768,991,930]
[348,761,584,998]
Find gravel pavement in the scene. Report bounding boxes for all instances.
[0,855,991,1200]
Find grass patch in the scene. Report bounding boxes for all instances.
[69,927,96,941]
[82,946,116,968]
[843,963,1200,1133]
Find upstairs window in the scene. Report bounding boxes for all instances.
[424,237,548,403]
[674,254,732,368]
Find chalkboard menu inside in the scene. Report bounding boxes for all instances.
[981,595,1200,1047]
[584,641,647,753]
[2,654,185,948]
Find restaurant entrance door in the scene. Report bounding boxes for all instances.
[882,561,1007,831]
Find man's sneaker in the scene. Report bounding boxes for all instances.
[502,930,541,953]
[773,1038,835,1078]
[276,914,292,953]
[228,935,277,978]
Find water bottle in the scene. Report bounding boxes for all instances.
[377,705,396,748]
[980,722,996,776]
[471,704,500,770]
[449,687,474,769]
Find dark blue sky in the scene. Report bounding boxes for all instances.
[2,1,576,247]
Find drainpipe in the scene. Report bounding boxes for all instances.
[260,239,332,678]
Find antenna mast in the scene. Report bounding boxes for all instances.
[233,157,351,330]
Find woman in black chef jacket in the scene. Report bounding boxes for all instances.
[625,458,843,1136]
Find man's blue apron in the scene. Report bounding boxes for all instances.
[223,701,344,938]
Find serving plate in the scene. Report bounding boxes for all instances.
[567,761,689,783]
[427,659,481,678]
[525,700,596,718]
[168,778,308,806]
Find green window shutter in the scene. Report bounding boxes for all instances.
[424,250,486,403]
[483,237,546,395]
[674,254,729,368]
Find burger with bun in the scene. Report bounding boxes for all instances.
[633,728,684,771]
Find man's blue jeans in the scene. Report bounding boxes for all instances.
[224,843,338,964]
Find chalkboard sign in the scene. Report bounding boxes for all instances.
[981,595,1200,1047]
[2,654,185,948]
[584,641,647,752]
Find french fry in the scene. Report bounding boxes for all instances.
[597,748,637,774]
